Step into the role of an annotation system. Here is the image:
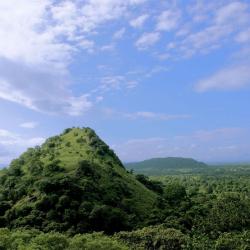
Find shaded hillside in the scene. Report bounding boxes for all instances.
[0,128,157,234]
[126,157,207,175]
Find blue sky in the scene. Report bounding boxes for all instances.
[0,0,250,165]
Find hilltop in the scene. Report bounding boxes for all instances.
[126,157,207,175]
[0,127,157,234]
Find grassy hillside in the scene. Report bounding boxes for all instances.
[126,157,207,175]
[0,127,157,233]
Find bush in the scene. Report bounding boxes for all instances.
[29,232,69,250]
[215,231,250,250]
[116,225,187,250]
[89,205,129,234]
[69,233,128,250]
[164,183,187,204]
[0,229,128,250]
[203,192,250,234]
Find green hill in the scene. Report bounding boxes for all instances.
[0,128,156,234]
[126,157,207,175]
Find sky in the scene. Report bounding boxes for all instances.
[0,0,250,165]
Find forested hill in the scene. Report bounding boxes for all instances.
[126,157,207,175]
[0,127,157,234]
[0,128,249,249]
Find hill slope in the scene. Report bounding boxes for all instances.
[0,128,156,233]
[126,157,207,175]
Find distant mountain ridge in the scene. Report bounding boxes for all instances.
[125,157,207,175]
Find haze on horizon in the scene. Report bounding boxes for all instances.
[0,0,250,165]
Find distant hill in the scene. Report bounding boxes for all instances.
[0,127,157,233]
[125,157,207,175]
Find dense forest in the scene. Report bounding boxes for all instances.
[0,128,249,249]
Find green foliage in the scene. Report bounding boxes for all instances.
[116,225,188,249]
[69,233,129,250]
[164,182,187,203]
[0,229,128,250]
[215,231,250,250]
[28,232,69,250]
[201,192,250,235]
[89,205,129,233]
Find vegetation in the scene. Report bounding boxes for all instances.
[0,128,249,249]
[0,228,129,250]
[0,128,156,234]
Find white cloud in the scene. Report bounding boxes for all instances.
[113,28,126,40]
[20,122,39,129]
[156,10,181,31]
[100,75,138,91]
[103,109,190,121]
[0,0,76,68]
[125,112,190,121]
[0,129,45,147]
[0,59,92,116]
[135,32,160,49]
[130,14,149,28]
[0,0,146,115]
[236,28,250,43]
[195,64,250,92]
[181,10,240,55]
[96,96,104,103]
[214,1,249,25]
[0,129,17,139]
[100,44,115,51]
[163,1,250,59]
[128,0,147,4]
[0,128,45,164]
[78,39,95,53]
[145,66,170,78]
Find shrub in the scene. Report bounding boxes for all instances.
[215,231,250,250]
[116,225,187,250]
[29,232,69,250]
[69,233,129,250]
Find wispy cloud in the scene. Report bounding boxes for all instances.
[195,63,250,92]
[135,32,160,49]
[185,2,249,56]
[100,44,115,52]
[98,75,139,92]
[130,14,149,28]
[20,122,39,129]
[125,112,190,121]
[0,128,45,164]
[149,1,250,60]
[0,129,44,147]
[113,28,126,40]
[145,66,170,78]
[103,108,191,121]
[156,9,181,31]
[235,28,250,43]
